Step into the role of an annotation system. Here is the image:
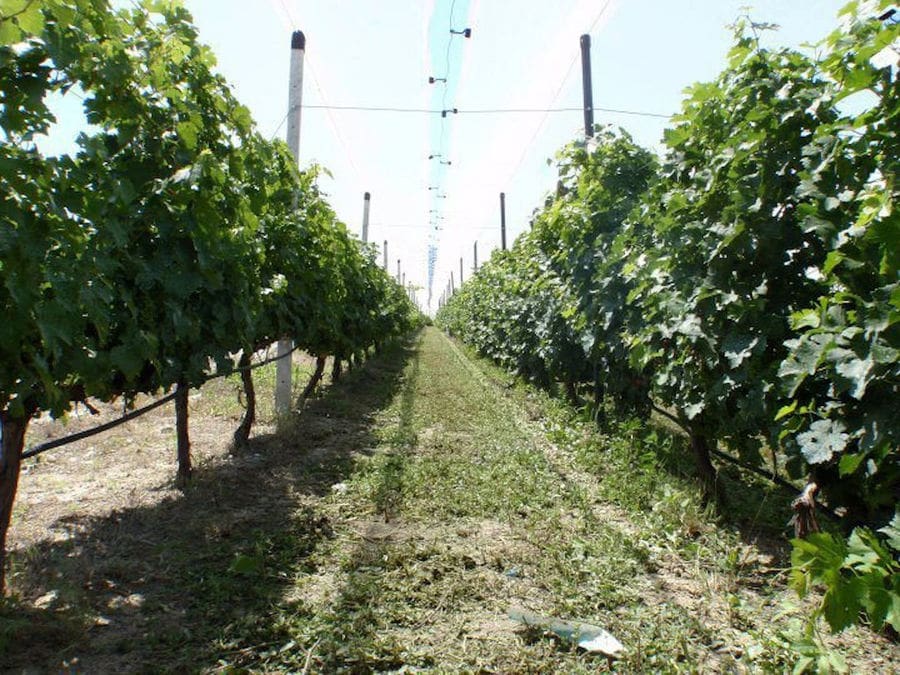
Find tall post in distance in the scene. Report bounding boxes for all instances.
[474,241,478,271]
[383,240,388,271]
[451,271,455,295]
[459,257,464,286]
[402,272,406,288]
[361,191,371,243]
[397,258,401,283]
[276,29,306,417]
[580,34,594,138]
[500,192,507,251]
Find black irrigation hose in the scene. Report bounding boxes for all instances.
[709,445,839,522]
[647,404,838,520]
[233,342,302,373]
[20,342,303,460]
[22,391,178,459]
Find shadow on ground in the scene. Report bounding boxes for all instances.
[0,334,420,672]
[300,336,423,671]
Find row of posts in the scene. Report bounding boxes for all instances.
[438,33,594,308]
[276,29,595,411]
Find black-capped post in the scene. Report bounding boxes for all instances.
[287,30,305,165]
[397,258,401,283]
[500,192,507,251]
[276,29,306,418]
[580,34,594,138]
[362,192,371,243]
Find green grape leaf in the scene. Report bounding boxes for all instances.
[838,452,865,477]
[834,354,874,400]
[877,512,900,553]
[796,418,849,464]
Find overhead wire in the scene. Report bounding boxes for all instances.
[275,100,670,141]
[429,0,461,303]
[269,0,667,306]
[298,104,669,118]
[434,0,623,292]
[278,0,293,27]
[305,55,365,186]
[273,0,364,185]
[270,109,290,139]
[430,0,469,303]
[504,0,615,188]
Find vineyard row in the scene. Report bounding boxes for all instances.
[437,1,899,639]
[0,1,421,592]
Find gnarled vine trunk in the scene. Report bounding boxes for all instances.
[331,354,343,383]
[689,430,722,506]
[299,354,327,402]
[592,363,606,426]
[175,382,192,485]
[233,350,255,447]
[0,414,29,595]
[564,379,579,407]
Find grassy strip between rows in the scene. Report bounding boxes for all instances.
[209,327,855,672]
[2,328,892,672]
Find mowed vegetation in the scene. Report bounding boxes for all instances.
[2,328,896,672]
[437,3,899,665]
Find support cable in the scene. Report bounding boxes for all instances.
[21,344,302,460]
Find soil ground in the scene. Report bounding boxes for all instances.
[1,328,896,672]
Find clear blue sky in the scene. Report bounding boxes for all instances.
[38,0,853,310]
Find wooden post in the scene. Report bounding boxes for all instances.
[362,191,370,243]
[580,34,594,138]
[276,30,305,417]
[500,192,507,251]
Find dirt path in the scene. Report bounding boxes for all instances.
[1,328,895,673]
